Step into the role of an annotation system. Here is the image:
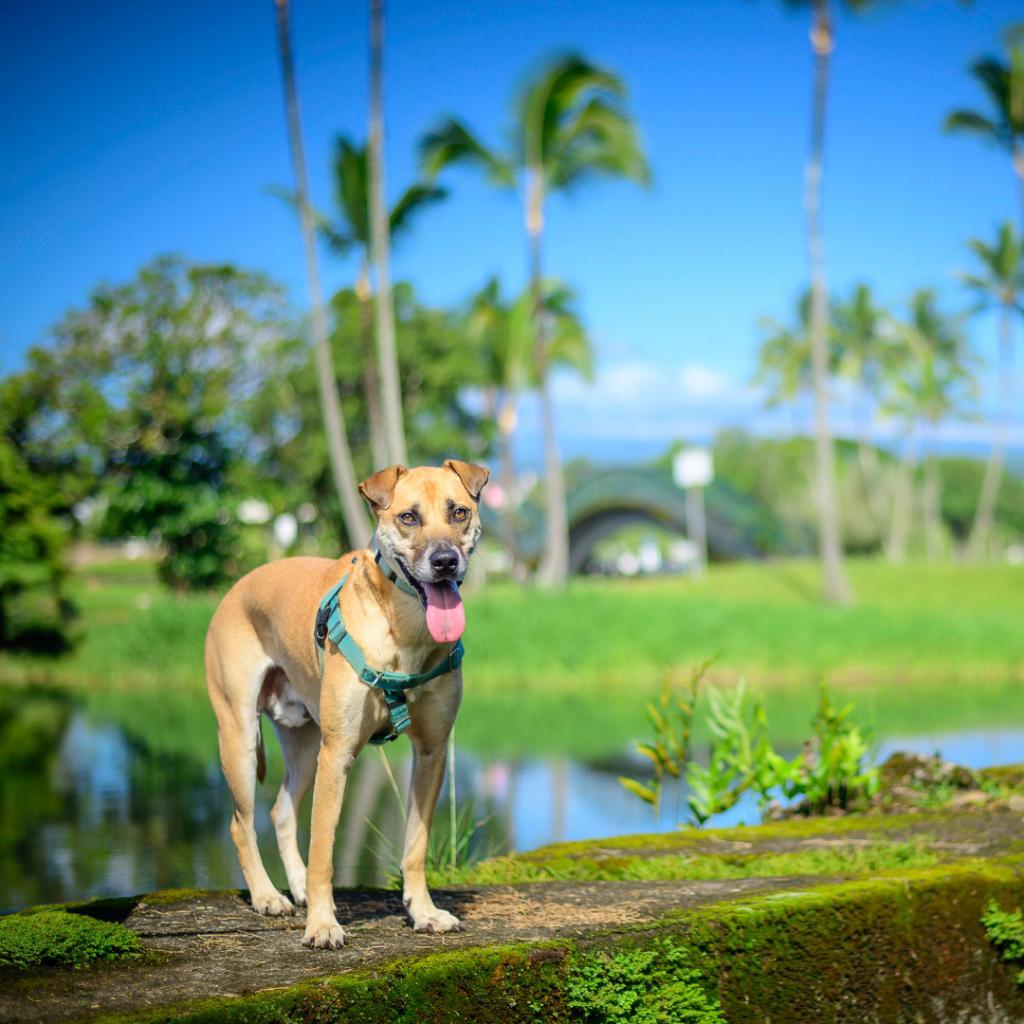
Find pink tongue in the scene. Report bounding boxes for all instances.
[422,581,465,643]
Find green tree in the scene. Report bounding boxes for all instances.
[0,383,70,649]
[832,283,898,535]
[421,54,648,586]
[884,290,975,561]
[273,0,368,547]
[465,277,593,574]
[31,256,291,589]
[271,135,444,469]
[245,282,492,533]
[960,221,1024,559]
[944,26,1024,222]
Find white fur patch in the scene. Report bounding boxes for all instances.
[266,680,310,728]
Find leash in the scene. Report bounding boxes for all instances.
[313,538,464,745]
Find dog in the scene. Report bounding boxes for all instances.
[204,459,488,948]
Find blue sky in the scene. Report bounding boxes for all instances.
[2,0,1021,461]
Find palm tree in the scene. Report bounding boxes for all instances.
[961,221,1024,559]
[272,0,368,548]
[832,283,897,534]
[784,0,874,603]
[467,277,593,575]
[944,27,1024,223]
[884,290,974,562]
[421,54,648,586]
[368,0,406,466]
[271,137,444,469]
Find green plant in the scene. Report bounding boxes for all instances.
[982,900,1024,984]
[621,674,879,826]
[618,662,706,813]
[686,681,774,825]
[0,910,141,971]
[566,938,725,1024]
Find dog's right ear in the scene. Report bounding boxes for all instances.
[359,465,407,512]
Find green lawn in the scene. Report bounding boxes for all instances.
[2,557,1022,758]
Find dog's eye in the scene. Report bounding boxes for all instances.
[398,511,418,526]
[452,507,469,522]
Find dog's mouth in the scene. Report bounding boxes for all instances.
[396,558,466,644]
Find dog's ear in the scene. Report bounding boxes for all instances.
[444,459,490,502]
[359,465,407,511]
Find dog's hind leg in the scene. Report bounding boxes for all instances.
[206,640,295,917]
[269,717,320,907]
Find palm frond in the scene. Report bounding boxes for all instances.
[389,183,448,238]
[264,184,355,256]
[943,109,1002,142]
[419,119,514,186]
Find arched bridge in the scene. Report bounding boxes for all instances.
[486,466,804,574]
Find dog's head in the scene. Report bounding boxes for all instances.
[359,460,489,643]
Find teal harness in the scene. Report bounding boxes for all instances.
[314,537,464,745]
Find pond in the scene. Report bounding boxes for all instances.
[1,685,1021,912]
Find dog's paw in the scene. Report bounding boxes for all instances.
[251,889,295,917]
[413,908,463,934]
[303,920,346,949]
[290,888,307,908]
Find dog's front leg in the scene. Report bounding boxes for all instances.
[302,727,356,948]
[401,685,464,933]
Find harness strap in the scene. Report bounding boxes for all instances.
[371,534,421,600]
[314,558,464,745]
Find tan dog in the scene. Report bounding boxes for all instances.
[205,459,488,948]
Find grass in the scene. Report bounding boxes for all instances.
[1,557,1022,759]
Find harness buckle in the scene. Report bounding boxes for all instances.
[362,667,384,686]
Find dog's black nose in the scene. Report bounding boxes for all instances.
[429,547,459,577]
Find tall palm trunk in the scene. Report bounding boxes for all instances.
[368,0,407,466]
[274,0,368,549]
[528,168,569,587]
[497,393,524,579]
[886,431,918,564]
[805,0,851,604]
[356,261,388,470]
[922,445,942,562]
[966,302,1014,560]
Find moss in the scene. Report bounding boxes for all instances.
[0,909,141,971]
[516,811,940,862]
[138,887,239,907]
[431,838,939,887]
[980,764,1024,788]
[565,938,725,1023]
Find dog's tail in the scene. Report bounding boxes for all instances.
[256,714,267,784]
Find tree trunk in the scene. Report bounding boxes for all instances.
[922,447,942,562]
[497,393,525,580]
[368,0,407,467]
[527,169,569,588]
[274,0,369,549]
[356,261,388,470]
[805,0,851,604]
[886,432,917,564]
[966,301,1014,560]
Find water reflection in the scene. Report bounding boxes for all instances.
[1,687,1021,912]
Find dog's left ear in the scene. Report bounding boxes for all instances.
[359,465,407,511]
[444,459,490,502]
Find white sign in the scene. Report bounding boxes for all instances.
[673,448,714,489]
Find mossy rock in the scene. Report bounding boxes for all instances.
[4,809,1024,1022]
